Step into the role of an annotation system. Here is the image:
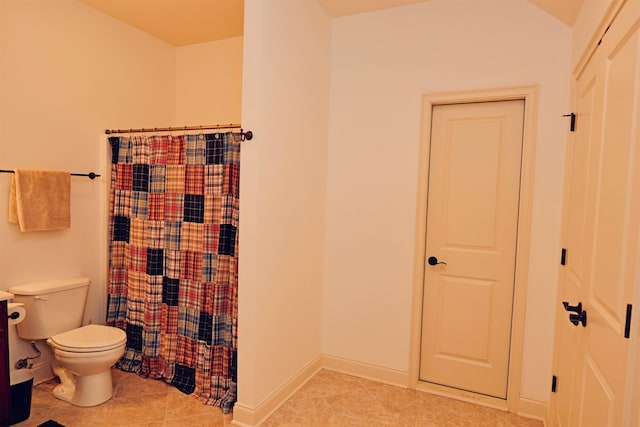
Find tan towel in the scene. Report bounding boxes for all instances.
[8,169,71,232]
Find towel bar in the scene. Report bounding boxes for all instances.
[0,170,100,179]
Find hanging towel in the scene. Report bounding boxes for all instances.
[8,169,71,232]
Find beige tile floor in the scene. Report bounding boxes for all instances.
[13,368,232,427]
[263,369,543,427]
[13,368,543,426]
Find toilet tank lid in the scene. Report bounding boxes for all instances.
[8,276,90,295]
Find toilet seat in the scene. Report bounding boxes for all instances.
[48,324,126,353]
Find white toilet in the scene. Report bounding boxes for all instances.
[9,277,126,407]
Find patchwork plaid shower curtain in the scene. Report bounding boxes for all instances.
[106,132,239,413]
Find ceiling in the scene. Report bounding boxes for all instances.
[80,0,584,47]
[80,0,244,46]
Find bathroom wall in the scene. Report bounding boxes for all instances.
[236,0,331,421]
[0,0,175,375]
[175,36,243,125]
[322,0,572,403]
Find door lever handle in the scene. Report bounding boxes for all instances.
[427,256,447,266]
[569,311,587,327]
[563,301,582,314]
[563,301,587,327]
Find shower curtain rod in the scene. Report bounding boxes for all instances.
[0,170,100,179]
[104,123,253,140]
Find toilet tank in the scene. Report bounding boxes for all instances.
[8,277,90,340]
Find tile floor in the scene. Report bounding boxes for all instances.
[13,368,231,427]
[13,368,544,426]
[262,369,543,427]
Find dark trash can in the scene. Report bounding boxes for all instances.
[9,369,33,425]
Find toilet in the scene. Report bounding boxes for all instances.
[9,277,126,407]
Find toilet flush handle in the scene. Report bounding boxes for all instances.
[34,295,49,301]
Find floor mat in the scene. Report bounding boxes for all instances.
[37,421,65,427]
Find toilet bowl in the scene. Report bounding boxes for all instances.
[46,324,126,407]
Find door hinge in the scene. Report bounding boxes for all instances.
[625,304,633,339]
[563,113,576,132]
[551,375,557,393]
[561,248,567,265]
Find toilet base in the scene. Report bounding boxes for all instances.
[53,367,114,407]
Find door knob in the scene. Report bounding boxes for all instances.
[427,256,447,266]
[563,301,587,327]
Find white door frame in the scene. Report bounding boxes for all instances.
[409,85,538,414]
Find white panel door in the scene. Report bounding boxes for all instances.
[420,100,524,399]
[551,60,600,427]
[551,1,640,425]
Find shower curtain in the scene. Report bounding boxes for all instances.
[106,132,239,413]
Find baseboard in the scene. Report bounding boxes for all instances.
[229,403,255,427]
[321,354,409,387]
[517,397,547,422]
[30,360,54,385]
[231,355,323,426]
